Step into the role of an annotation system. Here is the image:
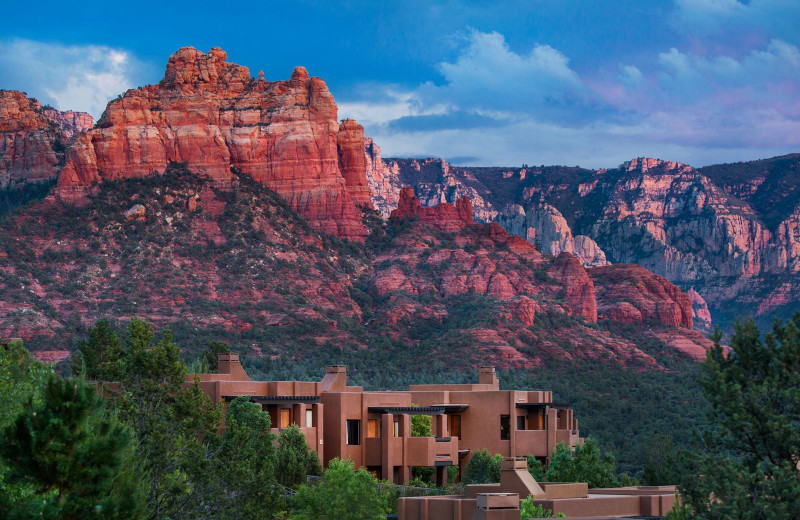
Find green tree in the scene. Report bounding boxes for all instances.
[113,319,222,519]
[526,456,545,481]
[545,438,619,488]
[289,458,388,520]
[0,376,145,519]
[201,340,230,373]
[640,432,680,485]
[680,316,800,519]
[0,340,52,510]
[71,319,124,381]
[462,449,502,484]
[276,424,323,488]
[208,396,282,518]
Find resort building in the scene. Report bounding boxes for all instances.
[189,354,582,486]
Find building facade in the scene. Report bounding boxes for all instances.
[189,355,582,486]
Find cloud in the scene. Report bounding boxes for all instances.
[670,0,800,46]
[0,39,151,119]
[345,29,799,169]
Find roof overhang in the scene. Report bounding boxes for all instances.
[224,395,320,405]
[368,406,446,415]
[515,402,571,410]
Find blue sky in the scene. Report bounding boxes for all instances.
[1,0,798,168]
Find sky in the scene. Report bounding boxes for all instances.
[1,0,798,168]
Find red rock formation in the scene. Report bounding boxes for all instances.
[591,264,693,329]
[56,47,368,240]
[0,91,64,187]
[547,252,598,322]
[391,187,476,232]
[337,119,372,208]
[42,106,93,139]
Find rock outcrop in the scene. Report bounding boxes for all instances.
[42,106,93,139]
[391,187,476,232]
[497,202,609,267]
[591,264,693,329]
[56,47,370,239]
[364,137,402,217]
[0,91,65,187]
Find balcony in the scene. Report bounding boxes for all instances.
[514,430,548,457]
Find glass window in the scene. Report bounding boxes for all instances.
[346,419,361,445]
[393,419,400,438]
[517,415,526,431]
[500,415,510,440]
[306,409,313,427]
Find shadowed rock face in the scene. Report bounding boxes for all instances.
[0,91,75,187]
[56,46,371,240]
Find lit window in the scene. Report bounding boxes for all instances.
[306,409,313,427]
[368,419,379,438]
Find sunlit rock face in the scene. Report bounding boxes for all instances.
[56,47,370,240]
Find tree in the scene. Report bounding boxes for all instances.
[544,438,619,488]
[0,340,53,511]
[462,449,502,484]
[410,412,435,482]
[210,396,282,518]
[520,496,566,518]
[276,424,322,488]
[289,458,388,520]
[0,376,145,519]
[71,319,124,381]
[201,340,230,373]
[679,316,800,519]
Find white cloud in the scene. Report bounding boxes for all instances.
[0,39,150,119]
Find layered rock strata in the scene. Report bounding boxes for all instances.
[56,47,370,239]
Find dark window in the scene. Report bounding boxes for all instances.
[346,419,361,445]
[517,415,526,431]
[500,415,510,440]
[450,415,462,439]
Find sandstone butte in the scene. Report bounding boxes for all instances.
[388,187,695,332]
[56,46,372,240]
[0,90,92,188]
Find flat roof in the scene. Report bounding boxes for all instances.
[225,395,321,404]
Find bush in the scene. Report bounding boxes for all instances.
[289,458,388,520]
[520,496,566,518]
[462,449,502,484]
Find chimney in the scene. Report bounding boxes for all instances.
[322,365,347,392]
[479,366,499,389]
[217,353,250,381]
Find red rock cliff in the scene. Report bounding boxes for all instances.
[42,106,93,139]
[56,46,369,240]
[0,91,64,187]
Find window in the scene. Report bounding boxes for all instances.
[500,415,510,440]
[306,409,313,428]
[393,419,400,438]
[346,419,361,445]
[517,416,526,431]
[280,408,291,429]
[449,415,461,439]
[368,418,379,438]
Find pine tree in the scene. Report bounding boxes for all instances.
[201,340,230,373]
[680,315,800,519]
[276,424,323,488]
[71,319,124,381]
[0,376,145,519]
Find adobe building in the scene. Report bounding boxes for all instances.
[189,355,581,486]
[398,458,678,519]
